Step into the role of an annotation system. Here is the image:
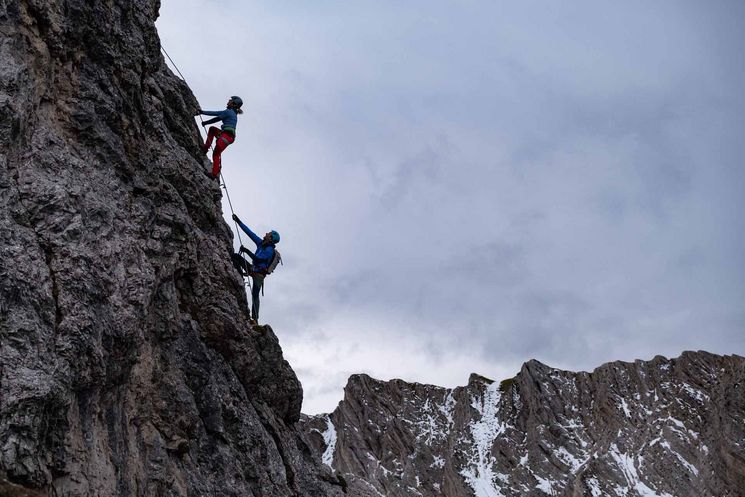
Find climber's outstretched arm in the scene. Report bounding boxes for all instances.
[232,214,263,246]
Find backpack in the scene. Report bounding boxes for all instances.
[263,249,282,275]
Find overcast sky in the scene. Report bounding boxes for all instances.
[156,1,745,414]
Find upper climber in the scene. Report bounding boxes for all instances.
[230,213,281,324]
[196,95,243,179]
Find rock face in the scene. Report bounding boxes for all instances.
[303,351,745,497]
[0,1,342,496]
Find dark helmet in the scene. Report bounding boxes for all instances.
[230,96,243,109]
[270,230,280,244]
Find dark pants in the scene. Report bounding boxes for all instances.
[250,273,264,321]
[231,253,264,321]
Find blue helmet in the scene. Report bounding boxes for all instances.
[230,96,243,109]
[271,230,280,244]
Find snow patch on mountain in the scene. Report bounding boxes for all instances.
[321,415,337,467]
[460,380,506,497]
[608,443,673,497]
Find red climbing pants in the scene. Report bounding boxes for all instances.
[204,126,235,178]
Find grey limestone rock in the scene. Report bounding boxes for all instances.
[0,1,343,496]
[303,351,745,497]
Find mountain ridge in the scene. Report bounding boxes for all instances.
[302,350,745,497]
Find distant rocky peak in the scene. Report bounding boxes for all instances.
[304,351,745,497]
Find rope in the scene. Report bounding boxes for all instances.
[160,45,188,84]
[160,46,251,288]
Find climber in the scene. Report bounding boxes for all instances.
[196,96,243,179]
[230,213,281,323]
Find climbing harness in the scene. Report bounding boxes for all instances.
[160,45,252,292]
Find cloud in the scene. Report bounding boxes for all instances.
[157,0,745,413]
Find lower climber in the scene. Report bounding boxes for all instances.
[230,213,281,323]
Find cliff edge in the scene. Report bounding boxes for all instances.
[0,2,342,496]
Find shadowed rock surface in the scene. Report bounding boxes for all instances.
[0,1,342,496]
[303,351,745,497]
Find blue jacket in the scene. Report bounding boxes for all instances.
[237,220,275,271]
[202,108,238,131]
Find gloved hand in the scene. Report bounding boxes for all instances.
[232,213,240,223]
[195,108,202,115]
[239,245,248,254]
